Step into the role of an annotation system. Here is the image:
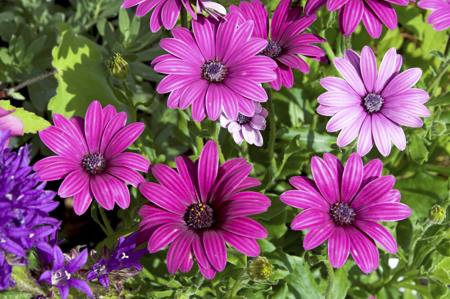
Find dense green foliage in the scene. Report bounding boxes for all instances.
[0,0,449,298]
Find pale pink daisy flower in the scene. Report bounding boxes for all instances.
[418,0,450,31]
[220,103,268,147]
[317,46,430,157]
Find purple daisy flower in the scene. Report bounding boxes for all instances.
[0,107,23,141]
[418,0,450,31]
[138,140,270,279]
[87,233,146,288]
[305,0,409,38]
[280,153,411,273]
[220,103,268,147]
[39,246,93,299]
[317,46,430,157]
[152,15,277,121]
[34,100,150,215]
[231,0,326,90]
[122,0,226,32]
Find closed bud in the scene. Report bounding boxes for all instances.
[429,204,446,224]
[108,52,129,79]
[248,256,272,281]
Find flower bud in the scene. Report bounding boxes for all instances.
[108,52,129,79]
[248,256,272,281]
[429,204,446,224]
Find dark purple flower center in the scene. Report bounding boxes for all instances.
[82,153,106,175]
[262,40,282,58]
[330,202,355,226]
[51,269,71,285]
[363,93,384,113]
[237,113,252,125]
[184,203,214,230]
[202,60,227,83]
[92,261,107,276]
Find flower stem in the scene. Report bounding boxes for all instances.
[2,69,56,97]
[323,42,336,61]
[194,121,204,156]
[430,36,450,94]
[268,95,277,180]
[325,261,335,299]
[181,7,188,28]
[213,122,225,163]
[99,207,114,236]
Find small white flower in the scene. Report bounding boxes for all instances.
[220,103,268,147]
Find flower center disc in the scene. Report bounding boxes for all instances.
[329,202,355,226]
[237,113,252,125]
[184,203,214,230]
[51,270,71,285]
[262,40,282,58]
[363,93,384,113]
[202,60,227,83]
[82,153,106,175]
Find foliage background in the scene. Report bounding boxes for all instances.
[0,0,449,298]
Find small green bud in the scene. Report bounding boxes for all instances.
[429,204,446,224]
[108,52,129,79]
[248,256,272,281]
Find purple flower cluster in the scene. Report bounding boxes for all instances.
[0,129,59,290]
[39,246,93,299]
[87,234,146,288]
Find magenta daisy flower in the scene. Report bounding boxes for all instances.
[152,15,277,121]
[0,107,23,139]
[280,153,411,273]
[34,101,150,215]
[317,46,430,157]
[122,0,226,32]
[418,0,450,31]
[138,140,270,279]
[230,0,326,90]
[304,0,408,38]
[220,103,268,147]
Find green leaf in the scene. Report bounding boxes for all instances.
[48,28,119,117]
[326,268,350,299]
[11,266,44,297]
[0,100,50,134]
[280,254,322,299]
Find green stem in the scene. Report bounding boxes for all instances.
[323,42,336,61]
[194,121,204,156]
[344,35,352,50]
[268,95,277,177]
[213,122,225,163]
[430,36,450,94]
[99,207,114,235]
[325,262,335,299]
[180,7,188,28]
[227,271,246,299]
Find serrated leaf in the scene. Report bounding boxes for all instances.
[0,100,50,134]
[48,28,119,117]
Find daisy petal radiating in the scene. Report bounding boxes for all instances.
[418,0,450,31]
[34,100,149,215]
[231,0,326,91]
[304,0,408,38]
[281,154,411,274]
[318,46,429,156]
[153,14,276,120]
[122,0,226,32]
[138,140,269,279]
